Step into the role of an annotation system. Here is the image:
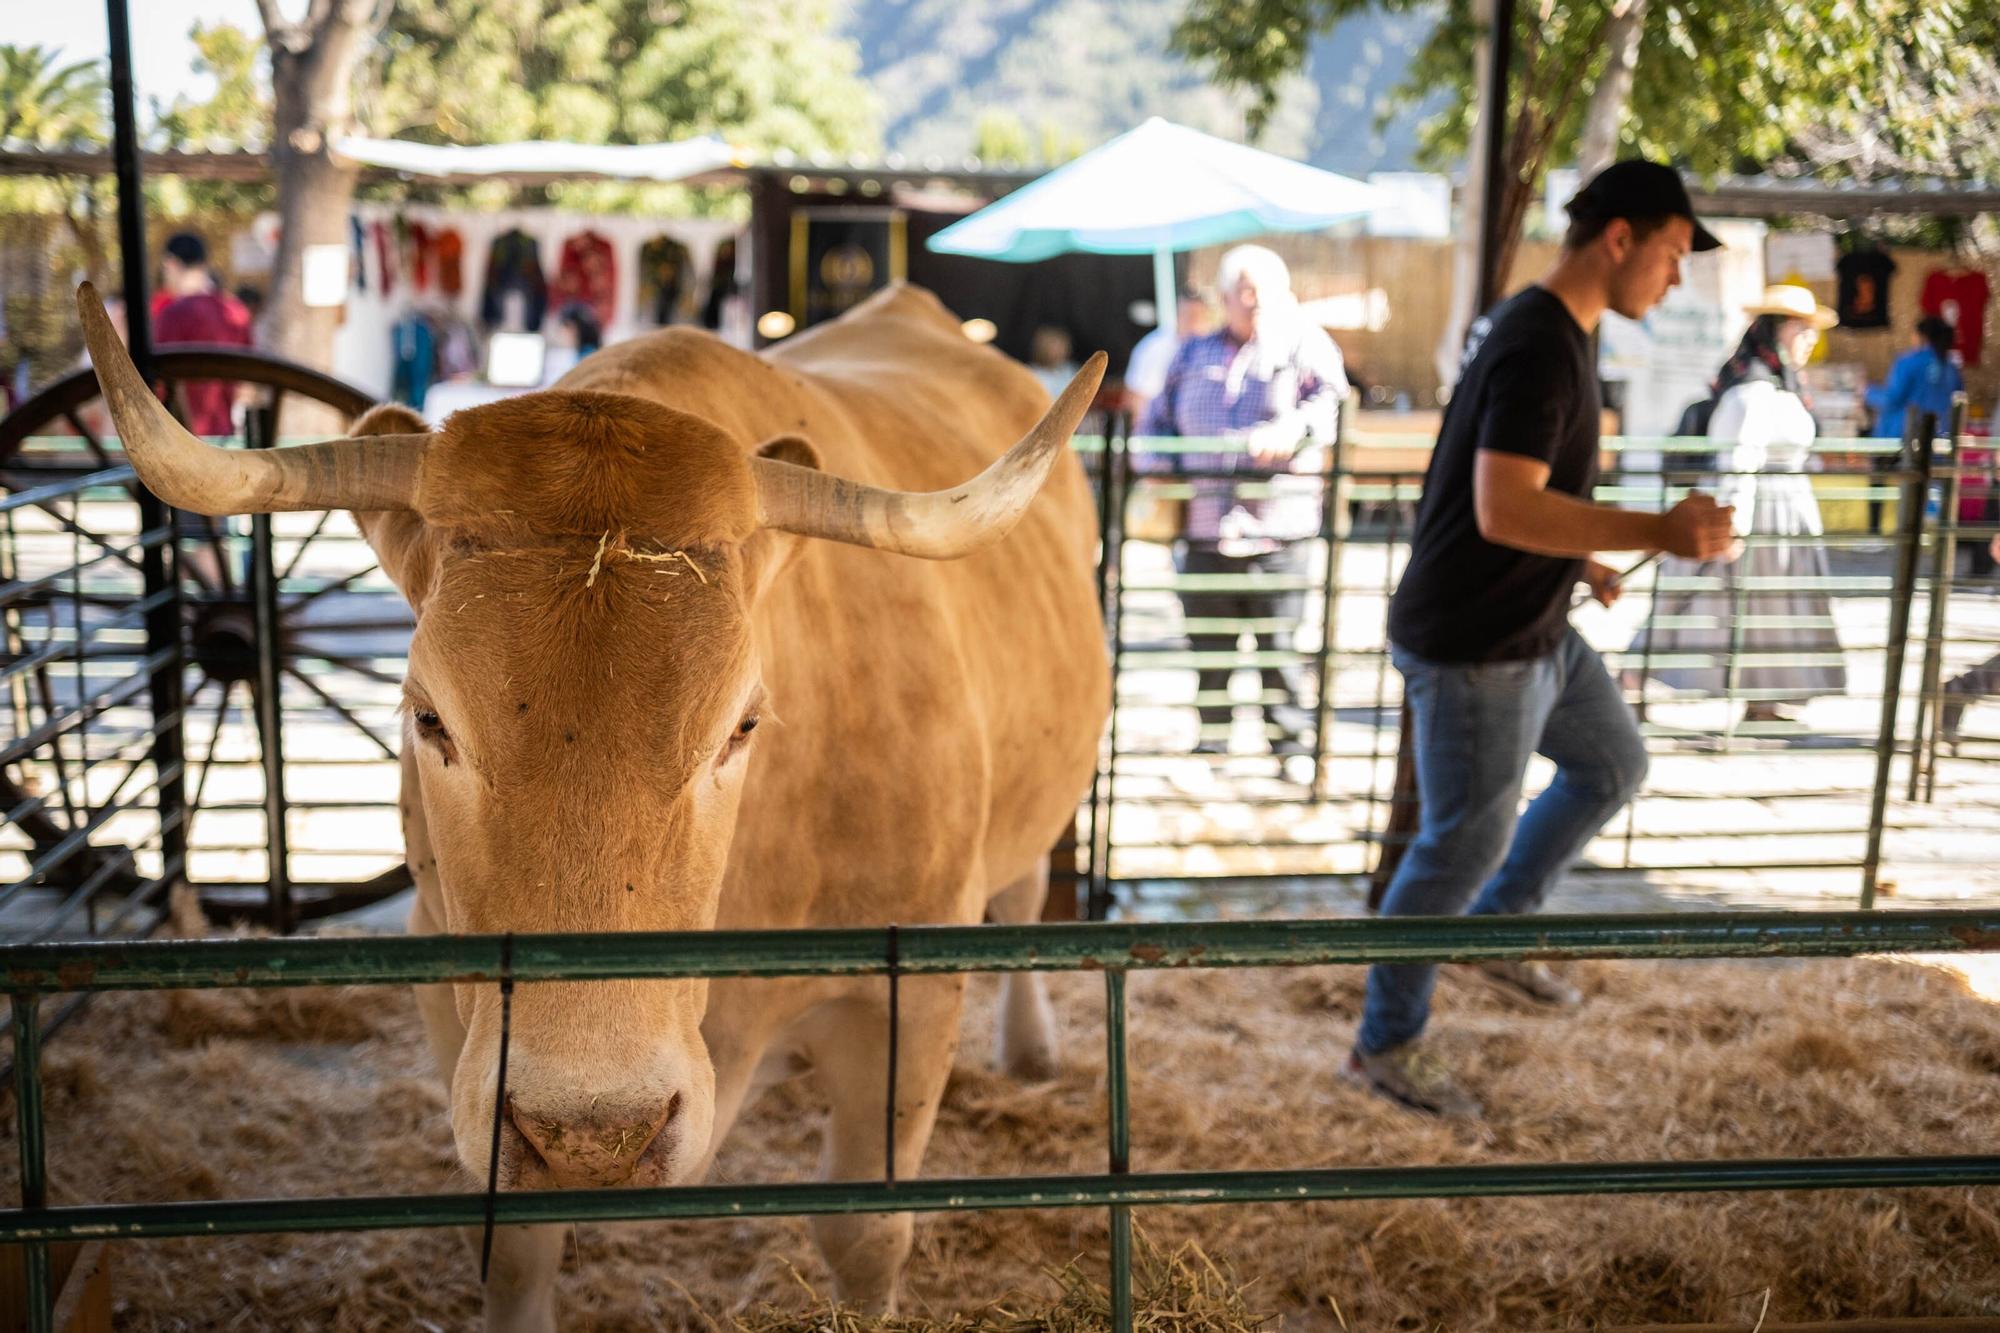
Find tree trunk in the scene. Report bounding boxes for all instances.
[1434,0,1499,395]
[261,2,384,378]
[1576,0,1648,180]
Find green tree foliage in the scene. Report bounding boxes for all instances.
[1173,0,2000,184]
[0,44,115,383]
[363,0,882,215]
[972,110,1086,168]
[0,45,107,150]
[152,23,275,215]
[1174,0,2000,275]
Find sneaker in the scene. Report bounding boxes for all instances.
[1342,1042,1483,1118]
[1458,958,1583,1009]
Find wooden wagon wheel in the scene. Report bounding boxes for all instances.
[1,348,414,930]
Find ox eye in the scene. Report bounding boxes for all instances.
[414,708,446,739]
[722,712,760,762]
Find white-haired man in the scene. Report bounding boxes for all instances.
[1138,243,1347,759]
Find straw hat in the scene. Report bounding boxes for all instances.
[1744,283,1838,330]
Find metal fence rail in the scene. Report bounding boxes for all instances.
[1086,409,1996,914]
[6,910,2000,1328]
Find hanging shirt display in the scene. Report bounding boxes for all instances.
[702,237,740,331]
[550,230,618,328]
[371,220,397,298]
[479,229,549,330]
[1921,267,1991,367]
[637,235,694,325]
[405,220,432,293]
[434,228,464,297]
[1835,246,1895,328]
[389,313,436,409]
[349,215,367,293]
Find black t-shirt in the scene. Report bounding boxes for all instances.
[1388,286,1601,663]
[1836,249,1896,328]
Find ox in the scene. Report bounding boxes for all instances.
[79,282,1109,1330]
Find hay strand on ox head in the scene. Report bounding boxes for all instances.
[584,530,711,587]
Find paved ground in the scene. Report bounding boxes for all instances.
[8,507,2000,939]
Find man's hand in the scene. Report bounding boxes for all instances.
[1660,492,1738,560]
[1245,421,1301,464]
[1581,560,1624,607]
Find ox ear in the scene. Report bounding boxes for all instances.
[348,405,440,612]
[753,434,824,473]
[742,435,825,594]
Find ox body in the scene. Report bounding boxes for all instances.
[79,282,1110,1330]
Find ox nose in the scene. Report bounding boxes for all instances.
[508,1092,681,1188]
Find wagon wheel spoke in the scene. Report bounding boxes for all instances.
[29,641,81,834]
[60,409,113,469]
[301,652,406,688]
[283,664,400,761]
[182,682,234,847]
[284,561,382,614]
[290,617,414,635]
[277,509,336,585]
[26,504,148,577]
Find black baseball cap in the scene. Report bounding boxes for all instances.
[162,232,210,267]
[1567,160,1721,252]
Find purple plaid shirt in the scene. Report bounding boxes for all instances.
[1136,321,1346,546]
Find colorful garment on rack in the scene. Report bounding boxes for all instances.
[434,228,464,297]
[479,229,548,330]
[637,235,693,325]
[551,230,617,328]
[405,220,432,293]
[1921,267,1990,366]
[1835,247,1895,328]
[390,313,436,409]
[702,238,740,331]
[350,215,367,292]
[372,220,397,298]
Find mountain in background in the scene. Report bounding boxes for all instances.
[836,0,1444,176]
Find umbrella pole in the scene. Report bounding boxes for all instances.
[1153,246,1177,340]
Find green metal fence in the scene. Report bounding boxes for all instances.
[8,909,2000,1329]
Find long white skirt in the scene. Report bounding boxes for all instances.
[1626,471,1848,700]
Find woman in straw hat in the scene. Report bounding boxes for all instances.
[1627,284,1847,726]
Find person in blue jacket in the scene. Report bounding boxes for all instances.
[1866,315,1963,533]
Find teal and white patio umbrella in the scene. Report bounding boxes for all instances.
[926,117,1377,337]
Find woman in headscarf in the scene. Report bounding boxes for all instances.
[1627,285,1847,728]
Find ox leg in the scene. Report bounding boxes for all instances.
[693,982,798,1181]
[462,1224,566,1333]
[988,855,1061,1080]
[799,975,966,1313]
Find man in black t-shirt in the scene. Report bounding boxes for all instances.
[1345,161,1740,1118]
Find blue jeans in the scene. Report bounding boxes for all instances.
[1356,627,1648,1054]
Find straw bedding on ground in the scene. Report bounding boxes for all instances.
[9,949,2000,1329]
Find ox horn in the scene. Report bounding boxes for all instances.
[748,351,1106,559]
[76,282,428,514]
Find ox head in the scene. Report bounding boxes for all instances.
[78,283,1104,1191]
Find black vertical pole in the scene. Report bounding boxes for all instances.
[1862,416,1935,908]
[1475,0,1517,314]
[107,0,191,882]
[246,406,294,933]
